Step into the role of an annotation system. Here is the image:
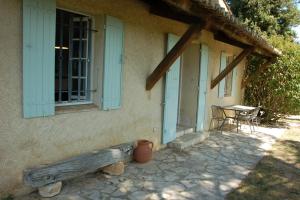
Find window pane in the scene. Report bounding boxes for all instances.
[55,50,60,77]
[72,40,80,58]
[62,11,70,26]
[80,78,86,100]
[72,78,78,90]
[81,40,88,58]
[61,80,69,102]
[82,21,88,39]
[55,91,59,102]
[62,50,69,74]
[73,20,88,37]
[73,26,80,38]
[71,78,78,100]
[62,25,69,48]
[55,23,60,47]
[81,60,87,77]
[72,60,79,76]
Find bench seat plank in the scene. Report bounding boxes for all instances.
[24,142,133,187]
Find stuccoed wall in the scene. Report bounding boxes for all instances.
[0,0,187,196]
[0,0,245,197]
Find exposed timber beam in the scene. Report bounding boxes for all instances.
[214,31,251,49]
[211,47,255,89]
[146,23,205,90]
[142,0,200,24]
[142,0,276,57]
[157,0,281,57]
[241,58,275,88]
[149,4,201,24]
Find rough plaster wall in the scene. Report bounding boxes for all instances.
[0,0,188,197]
[179,44,200,128]
[0,0,245,197]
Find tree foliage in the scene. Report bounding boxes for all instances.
[226,0,300,118]
[228,0,300,38]
[244,36,300,117]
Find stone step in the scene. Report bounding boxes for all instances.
[168,132,210,151]
[176,127,194,138]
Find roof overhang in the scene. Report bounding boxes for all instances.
[142,0,282,58]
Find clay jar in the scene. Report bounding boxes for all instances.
[133,140,153,163]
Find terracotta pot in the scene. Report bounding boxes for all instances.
[133,140,153,163]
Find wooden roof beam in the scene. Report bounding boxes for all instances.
[214,31,252,49]
[158,0,281,57]
[211,47,255,89]
[146,23,205,90]
[149,2,200,24]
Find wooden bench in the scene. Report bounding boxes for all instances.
[24,142,134,188]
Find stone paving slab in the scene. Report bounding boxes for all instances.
[16,125,285,200]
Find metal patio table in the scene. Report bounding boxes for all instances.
[220,105,256,133]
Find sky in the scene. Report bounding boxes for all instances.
[293,3,300,42]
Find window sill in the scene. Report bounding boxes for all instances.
[55,104,99,115]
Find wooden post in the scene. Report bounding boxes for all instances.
[242,58,275,88]
[210,47,254,89]
[146,24,205,90]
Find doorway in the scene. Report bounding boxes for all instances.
[177,44,200,132]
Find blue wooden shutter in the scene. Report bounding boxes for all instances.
[23,0,56,118]
[102,16,124,110]
[218,52,226,98]
[196,44,209,131]
[232,55,238,97]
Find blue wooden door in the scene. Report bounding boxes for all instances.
[162,34,181,144]
[196,44,209,131]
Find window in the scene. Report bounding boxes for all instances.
[23,0,124,118]
[224,55,234,97]
[55,9,92,105]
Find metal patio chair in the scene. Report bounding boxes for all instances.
[236,107,261,133]
[209,105,232,133]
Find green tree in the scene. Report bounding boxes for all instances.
[228,0,300,38]
[226,0,300,119]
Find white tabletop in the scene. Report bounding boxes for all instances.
[221,105,256,112]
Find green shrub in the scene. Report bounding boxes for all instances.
[244,35,300,121]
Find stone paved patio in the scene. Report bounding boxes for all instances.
[18,125,285,200]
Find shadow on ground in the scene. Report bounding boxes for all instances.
[226,127,300,200]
